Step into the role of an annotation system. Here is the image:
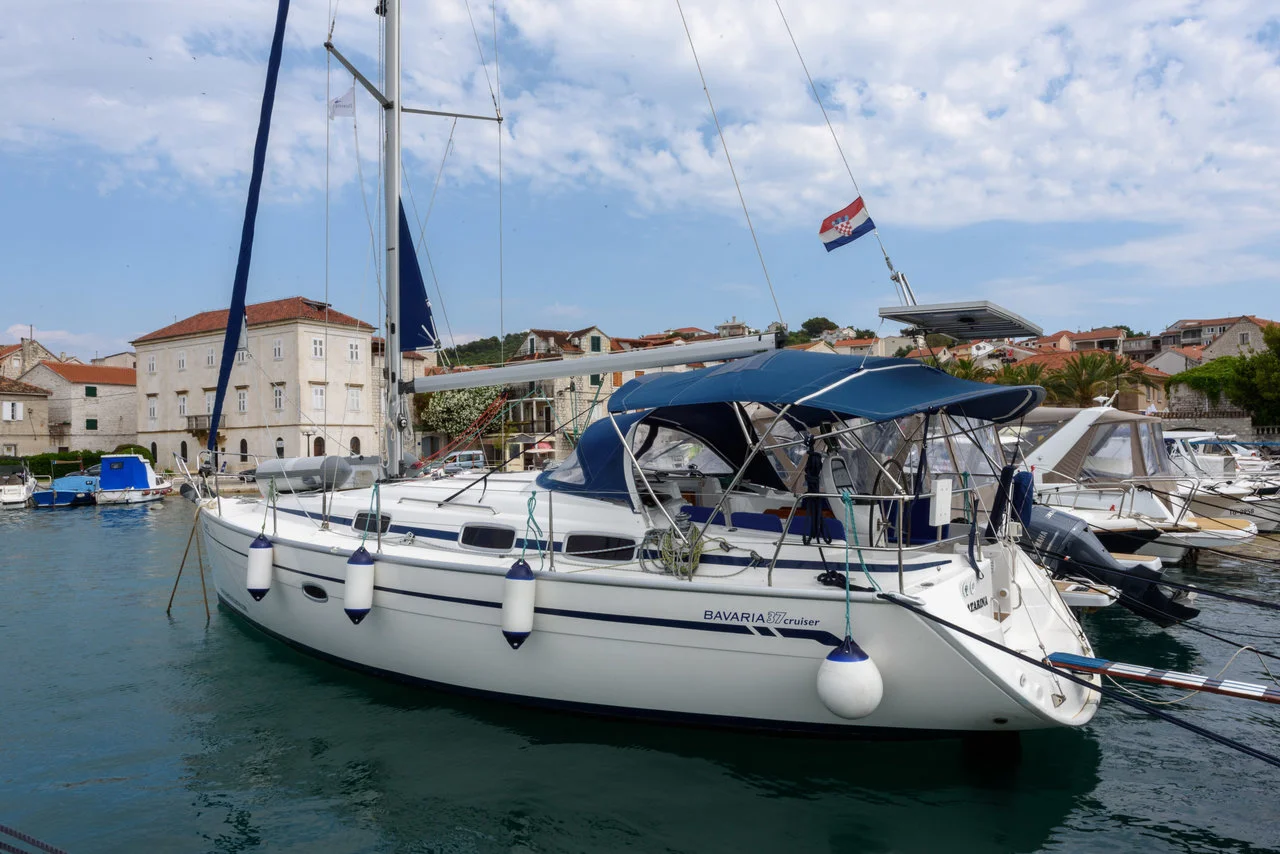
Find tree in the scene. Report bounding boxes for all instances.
[1043,352,1155,407]
[992,362,1049,387]
[415,386,505,437]
[1169,325,1280,423]
[849,327,877,339]
[1112,324,1148,338]
[942,358,991,381]
[800,317,838,338]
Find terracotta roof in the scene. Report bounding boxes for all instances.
[132,297,373,344]
[671,326,710,335]
[832,337,877,348]
[0,344,19,359]
[32,361,136,386]
[1170,346,1204,361]
[1068,327,1125,341]
[1015,351,1165,377]
[0,376,50,396]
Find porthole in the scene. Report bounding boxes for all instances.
[564,534,636,562]
[302,583,328,602]
[352,511,392,534]
[459,524,516,552]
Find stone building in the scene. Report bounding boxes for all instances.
[18,362,137,452]
[0,377,53,457]
[131,297,377,471]
[0,339,60,380]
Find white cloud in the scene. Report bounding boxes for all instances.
[3,0,1280,290]
[3,324,130,361]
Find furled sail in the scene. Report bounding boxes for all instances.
[398,201,439,352]
[207,0,291,454]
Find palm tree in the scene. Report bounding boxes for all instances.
[992,362,1049,387]
[1043,352,1155,407]
[943,358,992,381]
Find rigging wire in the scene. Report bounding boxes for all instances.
[403,118,462,365]
[674,0,784,330]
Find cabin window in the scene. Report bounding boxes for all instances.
[86,418,98,431]
[565,534,636,562]
[459,524,516,552]
[85,386,97,398]
[352,511,392,534]
[632,424,733,475]
[1081,423,1135,481]
[109,461,124,470]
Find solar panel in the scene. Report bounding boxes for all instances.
[878,300,1043,339]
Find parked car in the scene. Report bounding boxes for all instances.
[441,450,488,475]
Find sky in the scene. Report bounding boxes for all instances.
[2,0,1279,361]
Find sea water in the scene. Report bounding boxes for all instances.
[1,501,1277,853]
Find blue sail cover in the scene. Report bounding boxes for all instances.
[398,201,438,351]
[608,350,1043,424]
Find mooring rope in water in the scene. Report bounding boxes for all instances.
[876,592,1280,770]
[0,823,68,854]
[166,507,211,622]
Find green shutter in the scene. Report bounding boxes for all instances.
[86,418,98,430]
[590,374,601,386]
[85,386,97,397]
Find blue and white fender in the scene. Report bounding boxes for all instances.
[502,559,536,649]
[246,534,273,601]
[816,636,884,719]
[345,546,376,625]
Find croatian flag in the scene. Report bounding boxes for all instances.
[819,197,875,252]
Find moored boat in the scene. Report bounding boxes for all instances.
[95,454,172,505]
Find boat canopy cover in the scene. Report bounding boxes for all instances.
[536,410,650,506]
[608,351,1044,424]
[98,455,152,491]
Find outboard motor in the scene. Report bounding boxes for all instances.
[1021,505,1199,627]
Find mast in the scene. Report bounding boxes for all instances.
[382,0,404,478]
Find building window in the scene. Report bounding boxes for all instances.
[146,355,156,374]
[86,418,98,431]
[273,385,284,411]
[528,336,537,354]
[150,442,157,462]
[180,441,188,461]
[350,436,361,455]
[590,373,602,386]
[348,342,360,362]
[85,385,97,398]
[312,337,324,358]
[312,385,326,411]
[236,349,247,364]
[1240,332,1251,346]
[206,347,215,367]
[239,438,249,462]
[347,387,361,411]
[177,351,186,371]
[591,335,602,352]
[275,437,285,458]
[177,394,187,416]
[205,391,215,414]
[313,436,325,456]
[612,371,623,387]
[237,389,247,413]
[147,396,157,420]
[272,338,283,360]
[1,402,24,421]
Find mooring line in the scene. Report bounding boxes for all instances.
[0,824,68,854]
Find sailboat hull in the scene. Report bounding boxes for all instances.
[201,508,1097,734]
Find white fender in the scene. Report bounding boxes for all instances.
[502,559,537,649]
[246,534,274,601]
[345,546,376,625]
[816,636,884,719]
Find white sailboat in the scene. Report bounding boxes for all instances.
[195,0,1101,734]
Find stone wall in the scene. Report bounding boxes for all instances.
[1159,414,1256,440]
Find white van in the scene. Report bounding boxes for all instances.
[441,450,488,475]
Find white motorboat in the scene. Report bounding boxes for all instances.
[0,463,35,509]
[95,453,173,505]
[1016,407,1257,562]
[1162,429,1280,532]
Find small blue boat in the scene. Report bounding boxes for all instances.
[32,475,98,508]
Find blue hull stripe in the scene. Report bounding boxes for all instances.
[271,505,945,572]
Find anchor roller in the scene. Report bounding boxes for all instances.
[501,559,537,650]
[816,636,884,719]
[246,533,274,601]
[345,546,376,625]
